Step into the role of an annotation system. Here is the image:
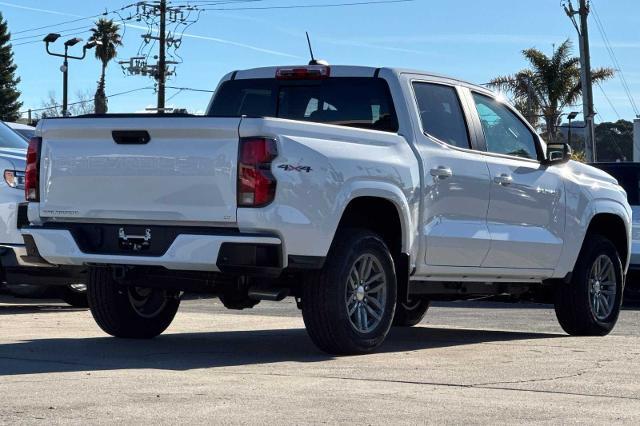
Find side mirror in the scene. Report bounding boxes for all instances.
[545,142,572,165]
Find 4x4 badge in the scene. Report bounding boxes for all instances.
[278,164,312,173]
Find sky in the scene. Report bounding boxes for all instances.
[1,0,639,123]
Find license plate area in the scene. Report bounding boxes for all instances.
[118,227,152,252]
[69,224,176,257]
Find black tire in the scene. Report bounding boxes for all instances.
[87,267,180,339]
[554,234,624,336]
[58,284,89,308]
[393,298,430,327]
[302,229,397,355]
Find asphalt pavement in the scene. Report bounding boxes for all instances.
[1,294,639,424]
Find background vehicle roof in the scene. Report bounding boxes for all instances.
[4,122,35,131]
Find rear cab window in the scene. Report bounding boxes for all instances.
[412,82,471,149]
[208,77,398,133]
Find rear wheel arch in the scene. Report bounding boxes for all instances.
[334,196,411,303]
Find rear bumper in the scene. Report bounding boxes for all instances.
[0,243,86,286]
[0,243,53,268]
[21,227,283,273]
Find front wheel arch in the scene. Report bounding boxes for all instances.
[583,213,629,270]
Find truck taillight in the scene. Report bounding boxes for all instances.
[25,137,41,202]
[237,138,277,207]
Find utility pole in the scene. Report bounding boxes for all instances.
[120,1,193,113]
[157,0,167,112]
[565,0,596,161]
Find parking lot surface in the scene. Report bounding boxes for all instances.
[1,294,639,424]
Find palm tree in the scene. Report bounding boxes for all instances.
[88,19,122,114]
[489,39,614,142]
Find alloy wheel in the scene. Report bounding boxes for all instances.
[588,254,617,321]
[345,253,387,333]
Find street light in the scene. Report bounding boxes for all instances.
[43,33,101,117]
[43,33,61,44]
[64,37,83,47]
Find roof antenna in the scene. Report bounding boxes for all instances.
[306,32,328,66]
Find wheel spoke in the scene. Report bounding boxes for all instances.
[600,261,612,281]
[363,257,374,282]
[365,272,384,287]
[348,274,357,290]
[599,294,610,315]
[367,296,383,311]
[355,304,363,330]
[359,304,367,330]
[348,300,358,316]
[364,302,381,321]
[357,257,367,282]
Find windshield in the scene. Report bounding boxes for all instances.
[0,122,29,149]
[208,77,398,133]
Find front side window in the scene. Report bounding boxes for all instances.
[413,82,470,149]
[209,77,398,132]
[472,93,538,160]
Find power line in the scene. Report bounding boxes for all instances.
[165,85,215,92]
[596,82,621,120]
[11,3,137,35]
[196,0,415,11]
[10,25,92,42]
[12,28,93,47]
[20,87,154,114]
[590,0,639,117]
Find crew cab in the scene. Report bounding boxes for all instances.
[21,65,631,354]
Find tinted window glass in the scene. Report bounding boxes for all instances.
[209,78,398,132]
[472,93,537,160]
[413,83,470,149]
[0,123,28,149]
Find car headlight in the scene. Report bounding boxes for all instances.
[4,170,25,190]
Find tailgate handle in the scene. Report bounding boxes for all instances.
[112,130,150,145]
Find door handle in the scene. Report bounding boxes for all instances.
[494,173,513,186]
[430,166,453,179]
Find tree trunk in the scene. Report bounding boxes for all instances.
[544,114,557,143]
[94,64,107,114]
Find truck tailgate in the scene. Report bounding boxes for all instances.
[39,117,241,224]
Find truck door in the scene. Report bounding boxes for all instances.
[468,91,565,271]
[412,82,492,267]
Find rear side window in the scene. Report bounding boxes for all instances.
[209,77,398,132]
[413,82,470,149]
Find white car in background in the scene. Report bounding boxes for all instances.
[5,122,35,141]
[0,121,87,306]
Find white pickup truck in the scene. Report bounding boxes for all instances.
[22,65,631,354]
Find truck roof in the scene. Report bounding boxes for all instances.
[228,65,491,93]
